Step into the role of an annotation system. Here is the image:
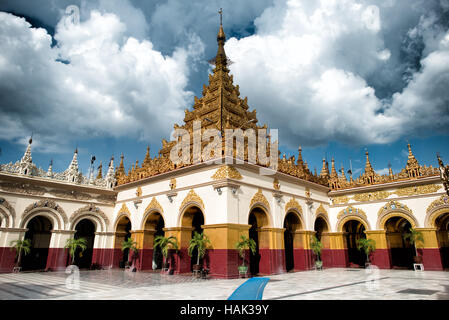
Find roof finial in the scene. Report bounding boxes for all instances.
[219,8,223,26]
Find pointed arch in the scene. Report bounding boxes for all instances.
[141,197,166,230]
[20,199,67,230]
[336,206,371,232]
[69,204,109,232]
[425,195,449,228]
[377,200,418,229]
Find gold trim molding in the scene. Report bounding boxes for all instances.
[285,197,302,214]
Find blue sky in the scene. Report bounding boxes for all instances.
[0,0,448,178]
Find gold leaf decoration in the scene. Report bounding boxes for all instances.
[331,196,350,205]
[337,206,367,220]
[211,165,243,180]
[353,191,390,202]
[144,197,164,214]
[273,178,280,190]
[250,188,270,210]
[426,195,449,213]
[316,204,328,217]
[377,200,412,216]
[180,189,205,210]
[136,187,142,197]
[394,184,441,197]
[119,203,131,216]
[169,178,176,190]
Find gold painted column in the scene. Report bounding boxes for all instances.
[415,228,443,270]
[293,230,316,270]
[258,227,285,275]
[322,232,347,267]
[365,230,390,269]
[163,226,193,274]
[130,229,156,270]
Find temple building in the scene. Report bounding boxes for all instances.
[0,17,448,278]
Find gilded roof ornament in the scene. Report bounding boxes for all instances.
[211,165,243,180]
[145,197,164,214]
[180,189,205,211]
[285,198,302,214]
[250,188,270,211]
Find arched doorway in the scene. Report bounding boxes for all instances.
[343,220,366,267]
[74,219,96,269]
[143,211,165,269]
[248,207,269,276]
[181,206,204,271]
[435,212,449,269]
[283,212,301,272]
[314,216,328,241]
[115,216,131,268]
[385,216,414,269]
[22,216,52,271]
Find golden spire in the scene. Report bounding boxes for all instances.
[405,143,420,178]
[215,8,227,69]
[320,158,329,177]
[144,146,151,166]
[340,164,347,181]
[96,161,103,179]
[364,150,374,174]
[297,146,304,167]
[117,153,125,177]
[330,158,338,178]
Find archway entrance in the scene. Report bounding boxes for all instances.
[143,212,165,269]
[314,217,328,241]
[74,219,96,269]
[283,212,301,272]
[22,216,52,271]
[181,206,204,271]
[115,216,131,268]
[385,216,414,269]
[343,220,366,267]
[435,212,449,269]
[248,207,269,276]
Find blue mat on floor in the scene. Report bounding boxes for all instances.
[227,277,270,300]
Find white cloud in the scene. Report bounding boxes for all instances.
[225,0,449,148]
[0,11,203,152]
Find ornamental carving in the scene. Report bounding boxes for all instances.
[95,194,117,204]
[180,189,205,210]
[145,197,164,214]
[23,199,68,224]
[425,195,449,227]
[211,165,242,180]
[316,204,328,217]
[0,197,16,227]
[0,182,46,196]
[118,203,131,216]
[169,178,176,190]
[273,178,280,190]
[70,204,110,229]
[250,188,270,211]
[49,189,92,200]
[426,195,449,214]
[353,191,390,202]
[136,187,142,197]
[285,198,302,214]
[337,206,367,220]
[393,184,441,197]
[377,200,412,216]
[331,196,350,205]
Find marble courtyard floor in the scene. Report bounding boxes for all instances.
[0,268,448,300]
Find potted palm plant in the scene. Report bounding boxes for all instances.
[235,235,256,277]
[188,232,211,277]
[310,235,323,270]
[121,238,139,271]
[356,238,376,267]
[403,228,424,264]
[65,237,88,266]
[10,239,31,272]
[153,235,178,274]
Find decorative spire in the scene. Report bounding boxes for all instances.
[144,146,151,166]
[405,143,420,178]
[340,164,347,181]
[215,8,227,69]
[364,150,374,174]
[388,162,393,179]
[96,161,103,179]
[320,158,329,177]
[117,153,125,177]
[297,146,304,167]
[105,156,116,188]
[66,148,80,183]
[330,158,338,178]
[19,136,35,175]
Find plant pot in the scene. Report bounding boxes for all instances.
[193,264,202,271]
[315,261,323,269]
[413,256,423,264]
